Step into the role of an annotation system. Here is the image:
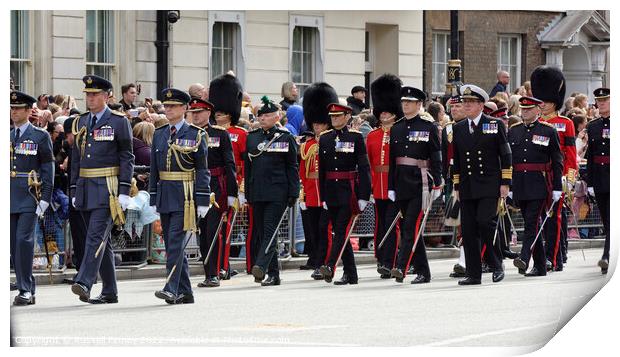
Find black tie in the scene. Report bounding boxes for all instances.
[90,115,98,131]
[15,128,21,141]
[470,120,476,134]
[170,126,177,141]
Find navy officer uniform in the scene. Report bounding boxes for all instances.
[150,88,211,303]
[451,84,512,285]
[70,75,134,304]
[509,96,563,277]
[246,97,299,286]
[10,91,54,306]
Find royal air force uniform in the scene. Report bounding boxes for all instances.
[318,103,372,285]
[10,91,54,306]
[246,97,299,286]
[150,88,211,304]
[388,86,442,284]
[69,75,134,304]
[452,84,512,285]
[586,87,610,273]
[509,97,563,276]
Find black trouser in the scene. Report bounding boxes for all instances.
[69,205,87,271]
[595,192,610,261]
[374,199,399,269]
[199,207,225,278]
[561,206,568,263]
[301,206,330,269]
[518,199,547,271]
[461,198,503,280]
[325,204,358,279]
[499,214,511,254]
[544,195,564,269]
[482,214,504,264]
[253,201,287,278]
[245,205,261,273]
[394,196,430,278]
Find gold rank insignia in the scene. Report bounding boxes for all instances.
[463,87,472,95]
[166,90,173,98]
[86,77,93,84]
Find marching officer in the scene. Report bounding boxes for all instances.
[531,66,577,272]
[318,102,372,285]
[388,85,442,284]
[452,84,511,285]
[586,87,610,274]
[368,74,404,279]
[188,97,238,287]
[150,88,211,304]
[69,75,134,304]
[10,91,54,306]
[209,73,246,279]
[509,96,563,276]
[299,83,338,280]
[246,97,299,286]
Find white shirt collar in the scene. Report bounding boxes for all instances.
[468,112,482,127]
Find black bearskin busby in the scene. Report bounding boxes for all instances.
[530,65,566,111]
[371,73,403,120]
[208,73,243,125]
[302,82,338,128]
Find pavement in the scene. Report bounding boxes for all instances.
[10,247,610,349]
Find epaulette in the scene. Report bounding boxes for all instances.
[234,125,248,132]
[419,114,435,123]
[79,111,90,117]
[190,123,206,132]
[539,120,554,128]
[110,110,127,117]
[32,125,46,132]
[155,123,170,130]
[509,122,523,129]
[318,129,333,137]
[349,129,362,134]
[211,125,227,131]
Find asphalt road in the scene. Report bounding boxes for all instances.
[10,248,609,349]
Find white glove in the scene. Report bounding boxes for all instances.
[72,197,76,208]
[388,190,396,202]
[118,194,130,211]
[508,191,513,199]
[552,190,562,203]
[150,205,158,213]
[299,202,307,210]
[227,196,236,207]
[238,192,247,205]
[588,187,595,197]
[358,199,368,212]
[322,202,328,210]
[197,205,210,218]
[431,187,442,201]
[36,200,49,218]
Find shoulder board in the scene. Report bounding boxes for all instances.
[509,122,523,129]
[539,121,554,128]
[318,129,333,137]
[79,112,90,117]
[211,125,227,131]
[275,127,290,134]
[110,110,127,117]
[234,125,248,132]
[155,123,170,130]
[349,129,362,134]
[420,114,435,123]
[32,125,46,132]
[190,123,206,132]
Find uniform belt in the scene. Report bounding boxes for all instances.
[10,171,38,178]
[373,165,389,173]
[79,166,120,178]
[594,156,610,164]
[325,171,357,180]
[513,163,551,172]
[395,157,429,168]
[307,172,319,179]
[159,171,195,181]
[209,167,225,177]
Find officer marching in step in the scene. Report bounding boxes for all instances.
[509,96,563,277]
[69,75,134,304]
[10,91,54,306]
[246,97,300,286]
[150,88,211,304]
[318,102,372,285]
[531,66,577,272]
[299,82,338,280]
[187,97,238,287]
[209,73,247,278]
[388,84,443,284]
[451,84,511,285]
[368,74,405,279]
[586,87,611,274]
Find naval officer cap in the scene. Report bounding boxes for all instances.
[460,84,489,103]
[161,88,191,105]
[400,86,426,102]
[10,91,37,108]
[82,74,113,93]
[593,87,610,99]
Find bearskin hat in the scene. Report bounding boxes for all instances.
[208,73,243,125]
[530,65,566,111]
[302,82,338,128]
[371,74,403,120]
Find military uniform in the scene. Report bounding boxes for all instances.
[509,97,563,276]
[388,86,442,283]
[150,88,211,303]
[69,75,134,304]
[586,88,610,273]
[318,103,371,285]
[246,97,299,285]
[10,91,54,305]
[452,84,512,284]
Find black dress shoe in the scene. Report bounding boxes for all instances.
[261,276,281,286]
[502,250,519,259]
[251,265,265,283]
[377,265,391,276]
[10,283,18,291]
[458,277,481,285]
[13,291,35,306]
[518,268,525,275]
[602,268,608,275]
[319,265,333,283]
[334,275,358,285]
[198,277,220,288]
[311,269,324,280]
[598,259,609,270]
[380,273,391,279]
[166,293,194,305]
[155,290,177,301]
[299,263,313,270]
[525,267,546,277]
[410,274,430,284]
[71,283,90,303]
[453,264,466,275]
[513,257,527,271]
[553,265,564,272]
[88,294,118,304]
[492,270,505,283]
[449,271,467,278]
[390,268,404,280]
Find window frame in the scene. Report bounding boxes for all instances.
[10,10,34,93]
[431,31,451,97]
[289,15,324,96]
[208,11,246,84]
[497,34,522,93]
[85,10,119,86]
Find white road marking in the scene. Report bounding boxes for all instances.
[423,321,558,347]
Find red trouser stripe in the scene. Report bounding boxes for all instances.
[392,219,401,269]
[404,209,424,277]
[481,244,487,259]
[324,221,333,265]
[245,205,254,272]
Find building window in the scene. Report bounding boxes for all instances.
[290,15,324,97]
[86,10,115,80]
[211,22,238,79]
[10,10,30,92]
[432,32,450,95]
[497,35,522,93]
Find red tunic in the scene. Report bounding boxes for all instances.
[299,137,321,207]
[366,127,391,200]
[226,125,248,186]
[541,112,578,181]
